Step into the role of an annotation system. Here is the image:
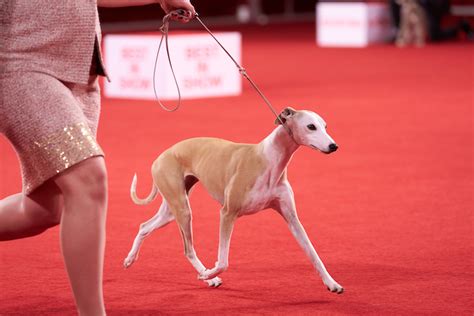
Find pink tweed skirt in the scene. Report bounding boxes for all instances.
[0,71,104,195]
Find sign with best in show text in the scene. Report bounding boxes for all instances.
[103,32,242,100]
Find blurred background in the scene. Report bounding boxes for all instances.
[99,0,319,31]
[98,0,474,33]
[1,0,472,315]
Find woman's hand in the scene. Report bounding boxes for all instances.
[159,0,195,22]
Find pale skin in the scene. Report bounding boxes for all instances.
[124,108,344,293]
[0,157,108,316]
[0,1,193,315]
[98,0,196,21]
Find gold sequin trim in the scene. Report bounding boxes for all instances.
[24,122,103,193]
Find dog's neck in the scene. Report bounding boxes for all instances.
[260,125,299,176]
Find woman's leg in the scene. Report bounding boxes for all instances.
[0,179,63,240]
[54,156,107,316]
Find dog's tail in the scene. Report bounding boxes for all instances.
[130,173,158,205]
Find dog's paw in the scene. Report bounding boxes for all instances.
[205,277,222,288]
[198,269,212,280]
[198,264,226,280]
[326,282,344,294]
[123,256,136,269]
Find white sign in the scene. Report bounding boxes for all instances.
[103,32,242,100]
[316,2,392,47]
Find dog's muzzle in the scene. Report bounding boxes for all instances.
[328,143,338,153]
[310,143,338,154]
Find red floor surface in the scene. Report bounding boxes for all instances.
[1,23,473,315]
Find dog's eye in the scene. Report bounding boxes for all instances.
[307,124,317,131]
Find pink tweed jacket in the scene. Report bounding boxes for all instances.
[0,0,107,84]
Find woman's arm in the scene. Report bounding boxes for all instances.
[97,0,159,7]
[97,0,195,15]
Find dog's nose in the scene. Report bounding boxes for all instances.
[328,143,338,152]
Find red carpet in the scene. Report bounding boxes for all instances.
[1,23,473,315]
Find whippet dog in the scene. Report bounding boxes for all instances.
[124,107,344,293]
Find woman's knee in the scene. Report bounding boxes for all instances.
[27,179,63,227]
[54,157,107,202]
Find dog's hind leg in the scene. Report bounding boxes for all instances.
[171,199,222,287]
[153,159,222,287]
[123,200,174,269]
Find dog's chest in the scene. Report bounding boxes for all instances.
[240,171,278,214]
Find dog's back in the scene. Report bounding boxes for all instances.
[152,137,266,207]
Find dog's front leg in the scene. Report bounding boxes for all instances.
[198,208,237,280]
[273,184,344,294]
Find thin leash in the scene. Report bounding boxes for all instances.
[153,10,292,135]
[153,12,181,112]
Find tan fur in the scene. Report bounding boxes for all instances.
[151,137,267,214]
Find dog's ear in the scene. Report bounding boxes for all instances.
[274,107,297,125]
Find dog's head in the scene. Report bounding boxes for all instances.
[275,107,338,154]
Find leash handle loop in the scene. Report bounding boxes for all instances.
[153,12,182,112]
